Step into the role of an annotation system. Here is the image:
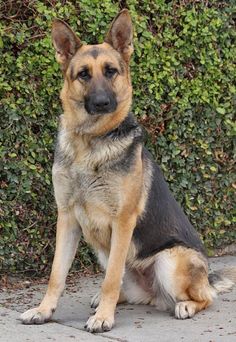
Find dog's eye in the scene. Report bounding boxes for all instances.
[77,69,91,81]
[104,67,118,79]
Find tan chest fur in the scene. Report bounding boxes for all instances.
[52,127,133,252]
[53,162,123,251]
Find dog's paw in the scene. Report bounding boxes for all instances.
[91,292,101,309]
[20,307,54,324]
[84,313,114,333]
[175,301,195,319]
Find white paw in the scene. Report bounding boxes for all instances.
[175,301,195,319]
[84,313,114,333]
[91,292,101,309]
[20,307,54,324]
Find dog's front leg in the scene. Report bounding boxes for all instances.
[20,209,81,324]
[85,214,136,333]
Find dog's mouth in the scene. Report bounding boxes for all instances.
[69,94,118,115]
[85,106,117,116]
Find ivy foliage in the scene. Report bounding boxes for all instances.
[0,0,235,274]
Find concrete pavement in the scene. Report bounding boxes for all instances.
[0,256,235,342]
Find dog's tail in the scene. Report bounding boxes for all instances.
[208,267,236,294]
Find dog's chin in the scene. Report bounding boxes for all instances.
[85,106,118,116]
[86,109,115,116]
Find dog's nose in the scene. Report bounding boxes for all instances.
[93,94,110,111]
[85,89,117,115]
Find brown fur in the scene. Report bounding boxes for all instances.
[173,247,213,316]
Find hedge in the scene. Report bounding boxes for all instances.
[0,0,235,275]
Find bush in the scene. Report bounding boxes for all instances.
[0,0,235,274]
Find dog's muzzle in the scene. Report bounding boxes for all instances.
[85,90,117,115]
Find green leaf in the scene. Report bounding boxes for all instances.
[216,107,226,115]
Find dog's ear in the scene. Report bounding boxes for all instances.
[52,19,82,70]
[105,9,133,63]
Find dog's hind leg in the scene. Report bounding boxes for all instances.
[20,210,81,324]
[122,267,155,305]
[153,246,215,319]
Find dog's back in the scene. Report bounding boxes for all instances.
[133,147,206,259]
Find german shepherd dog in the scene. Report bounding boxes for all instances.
[20,10,235,333]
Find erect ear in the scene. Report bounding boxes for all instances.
[52,19,82,70]
[105,9,133,63]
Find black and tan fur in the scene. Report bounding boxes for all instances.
[20,10,236,333]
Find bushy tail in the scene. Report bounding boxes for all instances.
[209,267,236,293]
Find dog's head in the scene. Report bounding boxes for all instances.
[52,10,133,135]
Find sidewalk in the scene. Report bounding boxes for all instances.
[0,256,235,342]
